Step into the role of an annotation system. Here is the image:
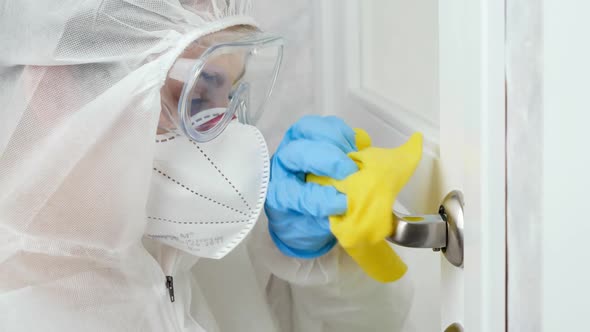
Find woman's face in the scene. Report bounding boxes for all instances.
[159,30,246,134]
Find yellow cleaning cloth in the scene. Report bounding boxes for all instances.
[307,129,423,283]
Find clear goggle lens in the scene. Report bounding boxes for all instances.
[161,33,284,142]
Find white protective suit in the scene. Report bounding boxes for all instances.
[0,1,413,331]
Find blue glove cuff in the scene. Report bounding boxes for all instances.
[268,224,337,259]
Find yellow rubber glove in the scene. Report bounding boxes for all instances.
[307,129,423,283]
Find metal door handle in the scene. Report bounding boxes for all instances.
[386,190,464,268]
[444,322,464,332]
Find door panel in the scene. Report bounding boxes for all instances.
[359,0,439,126]
[314,0,506,330]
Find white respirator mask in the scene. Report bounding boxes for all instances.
[145,120,269,259]
[145,31,282,258]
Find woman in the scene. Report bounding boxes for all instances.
[0,1,412,331]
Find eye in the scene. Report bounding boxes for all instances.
[201,71,215,82]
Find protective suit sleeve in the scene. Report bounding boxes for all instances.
[249,217,414,332]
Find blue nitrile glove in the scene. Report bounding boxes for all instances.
[265,115,359,259]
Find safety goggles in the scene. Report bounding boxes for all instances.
[160,32,284,142]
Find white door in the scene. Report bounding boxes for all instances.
[313,0,506,330]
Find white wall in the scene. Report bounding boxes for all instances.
[543,0,590,330]
[508,0,590,330]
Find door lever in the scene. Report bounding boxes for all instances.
[387,190,464,268]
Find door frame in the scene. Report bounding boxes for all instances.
[312,0,506,330]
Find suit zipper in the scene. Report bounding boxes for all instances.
[166,275,175,302]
